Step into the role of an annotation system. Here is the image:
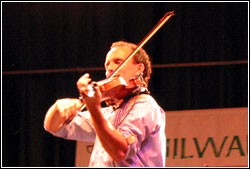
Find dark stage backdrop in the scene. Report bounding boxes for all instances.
[2,2,248,167]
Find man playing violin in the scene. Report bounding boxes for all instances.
[43,41,166,167]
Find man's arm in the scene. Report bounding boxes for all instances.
[77,73,128,162]
[87,103,128,162]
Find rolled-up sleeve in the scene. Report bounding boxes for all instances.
[117,96,162,159]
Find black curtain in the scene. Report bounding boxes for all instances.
[2,2,248,167]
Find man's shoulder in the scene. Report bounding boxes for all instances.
[134,94,164,111]
[135,94,155,102]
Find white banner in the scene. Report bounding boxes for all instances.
[165,107,248,167]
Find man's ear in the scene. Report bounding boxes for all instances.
[137,63,145,75]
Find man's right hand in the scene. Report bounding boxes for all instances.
[43,98,82,133]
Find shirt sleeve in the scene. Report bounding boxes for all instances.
[117,95,164,159]
[51,106,115,142]
[52,111,96,142]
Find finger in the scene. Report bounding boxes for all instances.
[75,99,84,110]
[81,73,89,78]
[93,85,102,96]
[77,78,92,87]
[77,74,92,88]
[56,98,80,113]
[80,73,90,81]
[64,100,81,119]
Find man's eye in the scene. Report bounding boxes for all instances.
[105,62,109,68]
[115,59,123,64]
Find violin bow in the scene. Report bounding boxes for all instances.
[107,11,176,80]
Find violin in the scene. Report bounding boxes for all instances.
[80,11,175,109]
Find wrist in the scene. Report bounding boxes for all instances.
[87,104,104,122]
[87,104,101,114]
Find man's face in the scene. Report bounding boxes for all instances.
[105,46,144,82]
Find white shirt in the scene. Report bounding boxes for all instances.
[52,94,166,167]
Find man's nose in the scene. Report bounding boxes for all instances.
[105,69,113,77]
[106,66,115,77]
